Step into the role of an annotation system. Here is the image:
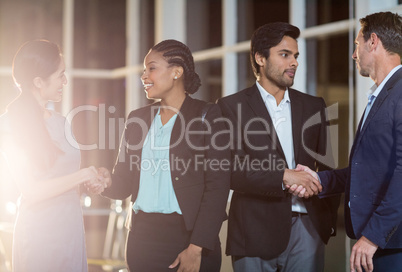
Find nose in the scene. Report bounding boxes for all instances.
[141,71,147,81]
[352,48,357,60]
[63,74,68,85]
[291,56,298,68]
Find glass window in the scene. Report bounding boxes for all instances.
[237,0,289,42]
[139,0,156,59]
[72,78,126,170]
[187,0,222,51]
[308,34,350,169]
[74,0,126,69]
[308,0,350,26]
[0,0,63,66]
[194,59,222,102]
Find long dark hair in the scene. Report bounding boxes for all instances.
[151,39,201,94]
[7,40,63,171]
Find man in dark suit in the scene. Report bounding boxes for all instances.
[217,22,340,271]
[298,11,402,272]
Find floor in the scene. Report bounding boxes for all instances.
[0,203,350,272]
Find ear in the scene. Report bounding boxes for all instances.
[255,52,266,67]
[369,33,379,51]
[33,77,43,89]
[173,66,184,80]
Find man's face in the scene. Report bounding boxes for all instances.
[258,36,299,89]
[352,28,372,77]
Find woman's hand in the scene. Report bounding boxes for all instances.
[98,167,112,188]
[84,167,111,195]
[169,244,202,272]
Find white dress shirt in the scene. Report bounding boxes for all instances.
[256,81,307,213]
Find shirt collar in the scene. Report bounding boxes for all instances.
[256,81,290,105]
[368,65,402,99]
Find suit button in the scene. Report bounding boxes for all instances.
[175,177,179,181]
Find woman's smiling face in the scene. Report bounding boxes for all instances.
[141,49,177,100]
[39,57,67,103]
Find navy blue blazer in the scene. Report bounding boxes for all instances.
[319,67,402,249]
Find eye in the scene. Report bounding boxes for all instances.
[281,53,288,58]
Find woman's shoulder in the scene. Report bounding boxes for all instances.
[127,101,160,119]
[183,96,211,112]
[46,109,67,124]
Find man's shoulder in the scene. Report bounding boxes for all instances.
[218,85,257,104]
[289,88,325,105]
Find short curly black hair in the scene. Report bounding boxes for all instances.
[151,39,201,94]
[250,22,300,78]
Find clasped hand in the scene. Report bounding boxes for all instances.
[84,167,111,195]
[283,164,321,198]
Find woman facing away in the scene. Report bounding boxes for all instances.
[3,40,106,271]
[92,39,231,271]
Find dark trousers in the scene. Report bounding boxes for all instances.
[125,211,221,272]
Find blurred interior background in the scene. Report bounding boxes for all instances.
[0,0,401,271]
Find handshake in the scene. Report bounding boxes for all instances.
[283,164,320,199]
[83,167,112,195]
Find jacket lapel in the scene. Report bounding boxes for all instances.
[246,85,287,163]
[170,95,191,149]
[288,89,303,163]
[352,68,402,157]
[131,102,159,152]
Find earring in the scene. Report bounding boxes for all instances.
[174,76,178,79]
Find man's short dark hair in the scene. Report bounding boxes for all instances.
[250,22,300,78]
[360,12,402,58]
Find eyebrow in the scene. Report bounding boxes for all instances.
[278,49,299,56]
[145,61,157,66]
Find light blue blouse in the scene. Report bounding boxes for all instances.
[133,109,182,214]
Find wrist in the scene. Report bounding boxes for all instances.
[106,177,112,188]
[80,168,92,183]
[283,169,290,185]
[188,244,202,254]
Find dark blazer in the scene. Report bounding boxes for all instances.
[217,84,340,259]
[103,95,231,251]
[319,67,402,249]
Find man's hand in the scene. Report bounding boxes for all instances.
[350,236,378,272]
[287,184,307,198]
[283,168,322,198]
[169,244,202,272]
[286,164,321,198]
[296,164,319,180]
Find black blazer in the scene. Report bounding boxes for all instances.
[103,95,231,250]
[217,85,340,259]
